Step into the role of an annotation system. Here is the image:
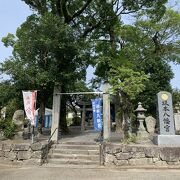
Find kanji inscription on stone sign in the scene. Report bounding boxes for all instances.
[157,91,175,135]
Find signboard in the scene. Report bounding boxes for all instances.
[22,91,37,126]
[157,91,175,135]
[174,114,180,132]
[91,98,103,131]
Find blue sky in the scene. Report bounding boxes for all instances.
[0,0,179,89]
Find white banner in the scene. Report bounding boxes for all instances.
[22,91,37,126]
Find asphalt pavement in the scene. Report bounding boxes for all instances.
[0,164,180,180]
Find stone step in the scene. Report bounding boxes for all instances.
[50,149,99,155]
[52,144,99,150]
[60,141,98,145]
[48,142,101,166]
[48,153,99,161]
[0,158,16,166]
[47,158,99,165]
[43,163,101,168]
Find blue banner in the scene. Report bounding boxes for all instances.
[91,98,103,131]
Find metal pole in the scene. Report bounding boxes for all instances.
[32,125,34,144]
[28,120,31,139]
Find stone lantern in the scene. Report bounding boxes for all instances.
[135,102,148,137]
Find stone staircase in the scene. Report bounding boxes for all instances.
[47,142,100,166]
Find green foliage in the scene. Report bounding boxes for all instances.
[66,118,72,126]
[120,134,138,144]
[93,7,180,123]
[2,13,88,88]
[0,81,17,107]
[109,67,149,100]
[113,8,179,115]
[173,89,180,106]
[1,13,90,134]
[134,9,180,63]
[0,119,16,139]
[1,33,15,47]
[6,98,20,119]
[0,0,173,134]
[71,116,82,126]
[134,57,173,116]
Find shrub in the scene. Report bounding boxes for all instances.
[120,134,138,144]
[5,99,19,119]
[66,118,73,126]
[0,119,16,139]
[71,116,81,126]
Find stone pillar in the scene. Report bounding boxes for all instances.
[51,86,61,142]
[103,83,111,141]
[153,92,180,146]
[81,104,86,132]
[157,91,175,135]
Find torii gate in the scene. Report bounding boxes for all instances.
[50,83,111,142]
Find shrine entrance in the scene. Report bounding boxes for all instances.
[50,84,111,143]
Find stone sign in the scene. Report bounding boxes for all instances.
[174,113,180,132]
[157,91,175,135]
[12,110,25,130]
[145,116,156,134]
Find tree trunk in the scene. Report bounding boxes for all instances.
[121,92,133,137]
[37,90,46,134]
[114,94,123,133]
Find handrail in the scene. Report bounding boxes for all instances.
[45,127,58,163]
[48,127,58,143]
[99,130,104,166]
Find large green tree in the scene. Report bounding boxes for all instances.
[1,0,168,134]
[94,7,180,132]
[1,13,90,134]
[117,8,180,115]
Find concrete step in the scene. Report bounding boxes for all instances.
[60,141,98,145]
[47,158,99,165]
[50,149,99,155]
[52,144,99,150]
[43,163,101,168]
[0,158,19,166]
[47,142,101,166]
[48,153,99,161]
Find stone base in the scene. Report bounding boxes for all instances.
[14,131,24,140]
[137,130,149,138]
[153,135,180,146]
[0,141,50,166]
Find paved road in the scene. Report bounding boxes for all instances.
[1,165,180,180]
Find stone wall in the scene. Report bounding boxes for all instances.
[104,143,180,166]
[0,141,51,165]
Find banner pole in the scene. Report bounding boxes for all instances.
[32,125,34,144]
[22,90,37,143]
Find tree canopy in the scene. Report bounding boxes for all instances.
[1,0,179,134]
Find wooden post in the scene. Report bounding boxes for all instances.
[51,86,61,142]
[103,83,111,141]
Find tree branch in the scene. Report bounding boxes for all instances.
[55,0,62,16]
[72,0,93,19]
[82,21,101,38]
[117,2,146,16]
[22,0,47,14]
[60,0,93,24]
[60,0,72,23]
